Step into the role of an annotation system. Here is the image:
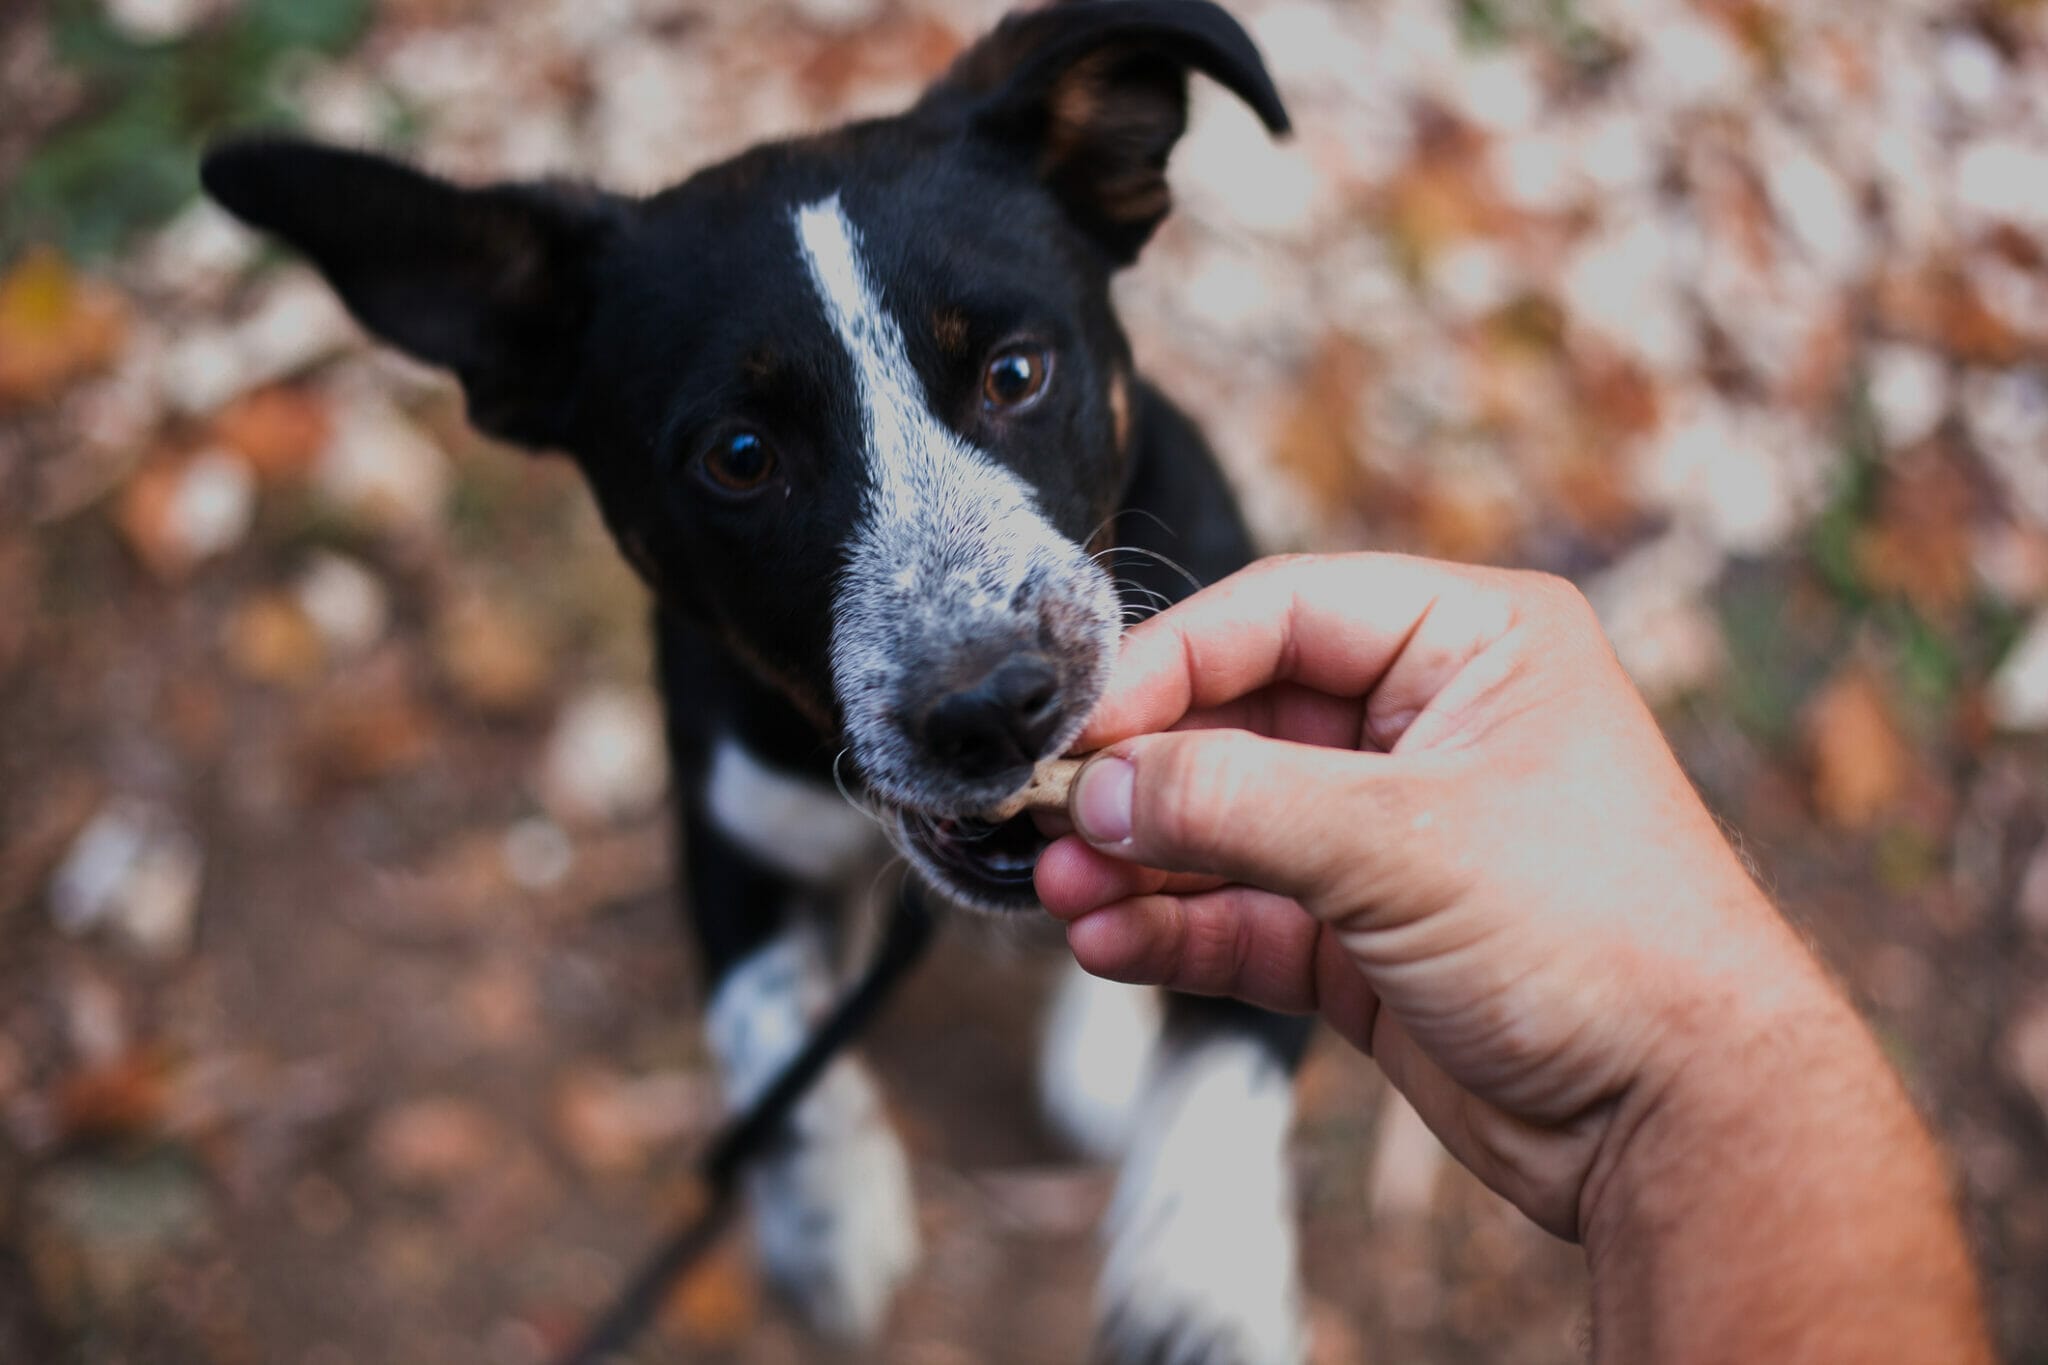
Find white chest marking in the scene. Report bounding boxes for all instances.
[703,737,878,885]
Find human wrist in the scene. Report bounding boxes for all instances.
[1579,944,1990,1363]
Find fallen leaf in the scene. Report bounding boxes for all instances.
[1875,261,2024,366]
[368,1098,501,1190]
[294,665,436,786]
[1853,447,1978,621]
[56,1051,174,1144]
[1413,467,1522,562]
[211,385,333,483]
[294,553,390,659]
[1804,665,1912,829]
[1701,0,1787,68]
[658,1237,758,1349]
[115,450,258,581]
[539,686,669,825]
[455,957,538,1050]
[1381,126,1504,270]
[0,247,129,407]
[223,595,326,689]
[48,799,205,960]
[1271,332,1376,514]
[552,1066,711,1177]
[435,592,551,715]
[316,391,451,531]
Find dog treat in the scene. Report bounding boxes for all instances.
[983,757,1085,823]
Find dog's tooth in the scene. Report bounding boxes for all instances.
[982,757,1085,823]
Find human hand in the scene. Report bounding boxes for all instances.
[1035,553,1848,1241]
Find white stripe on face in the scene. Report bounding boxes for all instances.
[791,194,1043,534]
[790,194,1118,810]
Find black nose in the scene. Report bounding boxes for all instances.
[922,655,1065,781]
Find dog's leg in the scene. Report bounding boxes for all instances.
[687,738,916,1343]
[1039,963,1162,1161]
[1094,997,1312,1365]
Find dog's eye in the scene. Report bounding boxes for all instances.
[982,347,1052,411]
[700,430,779,494]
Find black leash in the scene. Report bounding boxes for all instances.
[553,888,938,1365]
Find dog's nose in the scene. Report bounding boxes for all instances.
[923,655,1064,780]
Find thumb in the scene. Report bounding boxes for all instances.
[1069,730,1407,906]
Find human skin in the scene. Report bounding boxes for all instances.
[1034,553,1993,1364]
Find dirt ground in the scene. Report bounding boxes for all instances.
[4,0,2048,1362]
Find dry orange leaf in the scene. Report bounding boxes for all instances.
[1854,449,1977,621]
[115,449,256,581]
[1804,666,1912,830]
[1875,262,2024,366]
[114,458,191,580]
[1272,331,1376,513]
[56,1050,173,1143]
[0,246,130,406]
[368,1097,501,1189]
[224,594,326,689]
[553,1069,647,1177]
[212,385,333,483]
[435,593,550,715]
[659,1237,759,1349]
[1383,161,1499,267]
[295,666,436,784]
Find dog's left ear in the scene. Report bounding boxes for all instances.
[919,0,1289,264]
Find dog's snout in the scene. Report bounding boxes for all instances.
[921,655,1064,781]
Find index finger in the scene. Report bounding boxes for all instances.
[1078,552,1513,750]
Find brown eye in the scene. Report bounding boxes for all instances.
[701,430,778,493]
[982,347,1051,411]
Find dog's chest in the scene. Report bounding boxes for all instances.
[702,734,885,888]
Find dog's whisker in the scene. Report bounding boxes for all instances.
[1114,577,1179,618]
[831,748,892,829]
[1102,542,1203,594]
[1093,507,1180,546]
[1116,579,1173,608]
[861,853,912,913]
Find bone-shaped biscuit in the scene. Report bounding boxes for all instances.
[981,757,1085,823]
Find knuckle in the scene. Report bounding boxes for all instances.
[1253,551,1319,577]
[1507,569,1597,632]
[1141,735,1246,859]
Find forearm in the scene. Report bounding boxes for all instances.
[1583,964,1993,1364]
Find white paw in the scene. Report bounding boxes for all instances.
[748,1059,920,1342]
[1096,1039,1303,1365]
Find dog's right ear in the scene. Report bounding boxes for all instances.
[917,0,1289,265]
[200,137,623,450]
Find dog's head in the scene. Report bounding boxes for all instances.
[201,0,1287,911]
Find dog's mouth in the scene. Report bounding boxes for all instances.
[892,805,1052,912]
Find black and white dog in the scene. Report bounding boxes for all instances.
[203,2,1314,1359]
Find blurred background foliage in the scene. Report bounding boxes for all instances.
[3,0,377,262]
